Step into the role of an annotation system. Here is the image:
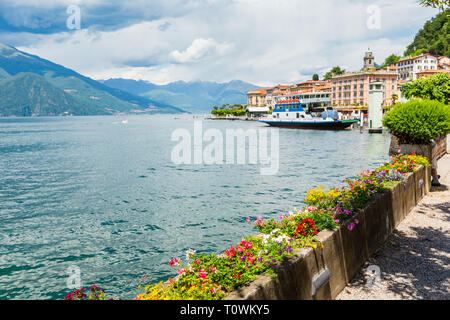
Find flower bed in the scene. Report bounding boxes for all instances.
[65,154,430,301]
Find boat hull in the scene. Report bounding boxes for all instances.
[259,119,358,130]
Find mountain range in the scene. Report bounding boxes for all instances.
[100,78,260,113]
[0,43,259,116]
[0,43,183,116]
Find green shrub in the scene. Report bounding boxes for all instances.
[401,73,450,104]
[382,99,450,144]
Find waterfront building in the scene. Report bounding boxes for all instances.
[331,50,400,110]
[438,56,450,70]
[247,88,267,108]
[247,85,290,112]
[330,68,400,107]
[291,80,331,93]
[395,53,438,80]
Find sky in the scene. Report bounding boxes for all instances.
[0,0,440,86]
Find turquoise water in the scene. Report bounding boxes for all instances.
[0,115,390,299]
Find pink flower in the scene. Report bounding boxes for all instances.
[198,269,207,279]
[177,268,186,275]
[246,217,250,223]
[348,223,355,231]
[169,258,180,267]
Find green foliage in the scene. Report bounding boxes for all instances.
[312,74,319,81]
[324,66,345,80]
[418,0,449,10]
[211,103,246,116]
[404,9,450,57]
[381,54,401,67]
[401,72,450,104]
[382,99,450,144]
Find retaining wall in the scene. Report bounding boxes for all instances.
[226,165,430,300]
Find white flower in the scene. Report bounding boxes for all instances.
[257,250,268,256]
[186,249,196,261]
[270,229,281,235]
[262,234,270,245]
[273,234,290,244]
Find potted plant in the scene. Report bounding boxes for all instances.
[383,99,450,185]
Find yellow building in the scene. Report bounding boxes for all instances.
[246,88,267,107]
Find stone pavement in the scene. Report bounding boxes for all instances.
[337,154,450,300]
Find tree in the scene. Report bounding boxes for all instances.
[418,0,449,11]
[404,9,450,57]
[413,48,428,56]
[312,74,319,81]
[381,54,401,67]
[401,72,450,104]
[324,66,345,80]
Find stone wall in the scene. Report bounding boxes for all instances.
[226,165,430,300]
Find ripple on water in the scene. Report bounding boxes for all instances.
[0,116,391,299]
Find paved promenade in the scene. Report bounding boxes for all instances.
[337,153,450,300]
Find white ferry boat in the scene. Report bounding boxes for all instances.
[259,93,358,130]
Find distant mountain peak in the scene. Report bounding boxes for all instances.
[102,78,260,113]
[0,42,183,116]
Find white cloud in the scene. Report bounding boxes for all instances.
[14,0,439,86]
[170,38,232,63]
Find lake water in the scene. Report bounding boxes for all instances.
[0,115,390,299]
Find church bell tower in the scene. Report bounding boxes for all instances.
[364,48,375,70]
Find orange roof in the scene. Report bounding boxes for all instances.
[297,80,328,85]
[247,88,267,95]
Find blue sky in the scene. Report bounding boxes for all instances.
[0,0,439,86]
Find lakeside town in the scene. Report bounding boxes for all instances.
[1,0,449,307]
[210,49,450,127]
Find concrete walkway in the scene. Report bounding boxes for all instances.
[337,154,450,300]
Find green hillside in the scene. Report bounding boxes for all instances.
[0,73,107,116]
[405,9,450,57]
[0,43,183,115]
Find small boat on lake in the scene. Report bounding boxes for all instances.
[259,97,358,130]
